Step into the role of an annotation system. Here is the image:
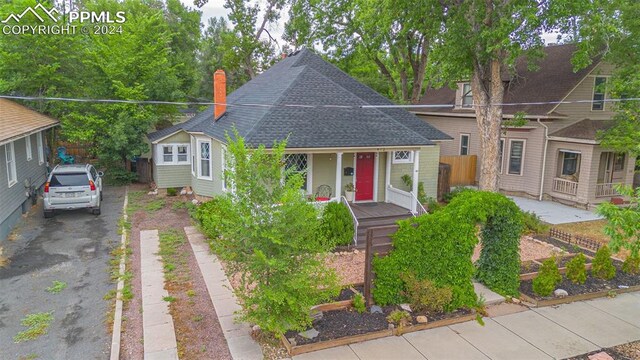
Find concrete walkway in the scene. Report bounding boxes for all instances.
[140,230,178,360]
[185,226,263,360]
[293,292,640,360]
[508,196,603,225]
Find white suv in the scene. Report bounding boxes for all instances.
[43,164,103,218]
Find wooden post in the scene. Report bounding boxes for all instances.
[363,227,374,307]
[335,152,343,198]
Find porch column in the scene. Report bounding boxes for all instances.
[411,150,420,213]
[385,151,392,202]
[335,152,343,199]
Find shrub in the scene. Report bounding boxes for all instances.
[592,245,616,280]
[442,187,472,203]
[320,202,354,247]
[532,257,562,296]
[386,310,411,327]
[198,133,340,336]
[425,197,443,213]
[622,252,640,275]
[522,211,550,235]
[597,185,640,266]
[166,187,178,196]
[401,272,453,313]
[566,253,587,284]
[352,293,365,314]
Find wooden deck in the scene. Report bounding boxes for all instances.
[350,202,411,220]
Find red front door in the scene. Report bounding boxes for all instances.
[356,153,375,201]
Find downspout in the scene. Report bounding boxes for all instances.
[537,118,549,201]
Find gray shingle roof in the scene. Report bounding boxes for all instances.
[148,49,451,147]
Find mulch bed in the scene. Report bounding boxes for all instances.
[520,264,640,301]
[520,260,541,274]
[285,306,473,346]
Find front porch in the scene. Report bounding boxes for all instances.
[350,202,413,248]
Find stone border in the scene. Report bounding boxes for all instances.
[520,284,640,308]
[110,187,128,360]
[185,226,263,360]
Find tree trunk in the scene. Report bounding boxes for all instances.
[472,59,504,192]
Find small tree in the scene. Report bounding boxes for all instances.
[566,253,587,284]
[532,258,562,297]
[320,202,354,247]
[202,132,340,336]
[592,245,616,280]
[597,185,640,262]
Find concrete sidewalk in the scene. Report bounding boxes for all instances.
[293,292,640,360]
[508,196,603,225]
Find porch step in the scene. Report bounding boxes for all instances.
[355,214,412,247]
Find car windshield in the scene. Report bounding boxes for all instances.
[50,173,88,187]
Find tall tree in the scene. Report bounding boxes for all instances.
[286,0,443,103]
[430,0,599,191]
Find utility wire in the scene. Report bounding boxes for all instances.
[1,94,639,109]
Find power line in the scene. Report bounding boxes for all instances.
[1,94,639,109]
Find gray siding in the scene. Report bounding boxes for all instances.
[0,133,49,241]
[154,165,191,188]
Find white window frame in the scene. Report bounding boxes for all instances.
[37,132,44,165]
[221,145,227,191]
[507,139,526,176]
[499,138,505,174]
[197,139,212,180]
[190,136,196,176]
[591,76,608,111]
[5,142,17,187]
[284,153,313,194]
[25,135,32,161]
[392,150,414,164]
[157,143,190,165]
[459,134,470,155]
[461,82,473,108]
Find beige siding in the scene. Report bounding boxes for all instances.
[543,141,595,205]
[553,63,616,121]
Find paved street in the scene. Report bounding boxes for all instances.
[0,187,124,360]
[294,292,640,360]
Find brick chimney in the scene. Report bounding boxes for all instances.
[214,69,226,120]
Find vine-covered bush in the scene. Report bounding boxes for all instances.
[320,202,354,247]
[592,245,616,280]
[401,272,453,313]
[449,191,524,297]
[372,209,478,310]
[532,257,562,296]
[566,253,587,284]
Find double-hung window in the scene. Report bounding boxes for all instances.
[592,77,607,111]
[158,143,190,165]
[460,134,470,155]
[508,140,525,175]
[560,151,580,178]
[198,140,212,179]
[392,150,414,164]
[499,139,505,173]
[37,132,44,165]
[25,135,32,161]
[461,83,473,108]
[5,142,17,187]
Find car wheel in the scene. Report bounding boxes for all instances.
[44,210,54,218]
[100,191,103,201]
[93,207,101,216]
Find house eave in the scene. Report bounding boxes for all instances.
[412,111,567,120]
[548,136,599,145]
[0,123,59,147]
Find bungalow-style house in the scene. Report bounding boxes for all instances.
[148,49,451,242]
[0,99,58,240]
[413,44,636,209]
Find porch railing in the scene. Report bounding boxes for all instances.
[408,191,428,216]
[340,196,359,246]
[552,177,578,196]
[387,185,413,211]
[596,183,621,198]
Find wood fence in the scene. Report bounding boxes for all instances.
[439,155,477,186]
[549,228,602,252]
[55,141,95,163]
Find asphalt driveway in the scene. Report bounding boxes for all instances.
[0,186,124,360]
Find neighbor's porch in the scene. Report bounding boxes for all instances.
[548,143,636,206]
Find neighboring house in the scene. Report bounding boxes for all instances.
[148,49,451,216]
[0,99,58,240]
[413,43,636,209]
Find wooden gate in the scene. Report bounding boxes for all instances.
[363,225,397,306]
[439,155,477,186]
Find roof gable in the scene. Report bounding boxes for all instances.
[0,99,59,144]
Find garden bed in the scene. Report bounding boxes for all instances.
[281,307,475,356]
[520,264,640,307]
[519,254,594,281]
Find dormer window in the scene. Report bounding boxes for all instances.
[592,77,607,111]
[461,83,473,108]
